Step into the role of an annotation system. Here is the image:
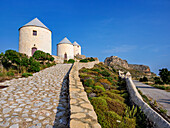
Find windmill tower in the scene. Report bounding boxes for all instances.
[19,18,52,56]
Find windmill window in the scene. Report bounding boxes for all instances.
[33,30,37,36]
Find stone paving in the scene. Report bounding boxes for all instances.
[0,64,72,128]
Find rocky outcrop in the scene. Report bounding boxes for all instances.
[104,56,152,77]
[128,64,150,73]
[104,56,129,69]
[75,55,86,60]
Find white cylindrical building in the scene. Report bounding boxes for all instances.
[57,37,74,60]
[19,18,52,56]
[73,41,81,56]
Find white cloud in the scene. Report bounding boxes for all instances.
[103,45,136,53]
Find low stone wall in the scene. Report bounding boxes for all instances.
[125,77,170,128]
[69,61,101,128]
[52,55,64,63]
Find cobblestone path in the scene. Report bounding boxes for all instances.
[0,64,72,128]
[133,80,170,116]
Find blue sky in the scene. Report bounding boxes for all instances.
[0,0,170,74]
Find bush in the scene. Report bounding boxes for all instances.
[107,77,113,83]
[88,57,95,62]
[28,57,40,73]
[139,76,148,82]
[85,87,93,93]
[101,70,110,77]
[143,76,148,82]
[22,72,33,77]
[94,86,106,92]
[154,77,163,85]
[68,59,75,63]
[92,68,100,72]
[0,73,3,77]
[33,50,54,64]
[94,82,104,87]
[99,79,112,85]
[84,79,95,87]
[6,72,14,76]
[80,59,88,63]
[159,68,170,84]
[64,60,67,63]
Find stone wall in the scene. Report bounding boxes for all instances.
[69,61,101,128]
[52,55,64,64]
[125,77,170,128]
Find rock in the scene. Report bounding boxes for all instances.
[3,108,12,114]
[56,111,65,117]
[38,116,45,120]
[104,56,129,69]
[128,64,150,72]
[88,93,96,98]
[14,108,22,112]
[75,55,86,59]
[70,120,89,128]
[10,124,19,128]
[104,56,155,78]
[11,117,21,123]
[45,124,53,128]
[25,118,32,122]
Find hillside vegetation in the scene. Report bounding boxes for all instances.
[0,50,55,82]
[79,63,147,128]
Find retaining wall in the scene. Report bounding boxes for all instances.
[125,77,170,128]
[69,61,101,128]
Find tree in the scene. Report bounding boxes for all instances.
[159,68,170,84]
[154,77,163,85]
[28,57,40,72]
[0,52,4,71]
[33,50,54,64]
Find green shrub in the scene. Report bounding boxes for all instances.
[94,86,106,92]
[0,73,3,77]
[106,98,126,116]
[80,68,88,72]
[90,97,108,112]
[28,57,40,72]
[64,60,68,63]
[92,68,100,72]
[88,57,95,62]
[80,59,88,63]
[139,76,148,82]
[22,72,33,77]
[104,91,124,102]
[101,70,110,77]
[101,67,105,70]
[143,76,148,82]
[68,59,75,63]
[159,107,167,114]
[84,79,95,87]
[85,87,93,93]
[6,72,14,76]
[107,77,113,83]
[33,50,54,64]
[154,77,163,85]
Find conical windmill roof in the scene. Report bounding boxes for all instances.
[73,41,80,46]
[58,37,72,45]
[20,18,50,30]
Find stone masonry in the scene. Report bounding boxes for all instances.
[69,61,101,128]
[120,72,170,128]
[0,64,72,128]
